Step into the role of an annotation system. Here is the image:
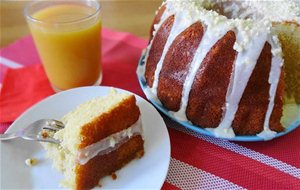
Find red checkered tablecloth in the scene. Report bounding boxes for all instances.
[0,28,299,189]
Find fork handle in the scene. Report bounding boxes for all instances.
[0,133,19,140]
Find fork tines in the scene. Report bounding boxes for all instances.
[43,119,65,131]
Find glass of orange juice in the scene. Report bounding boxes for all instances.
[24,0,102,92]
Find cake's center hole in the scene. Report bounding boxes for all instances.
[204,2,263,20]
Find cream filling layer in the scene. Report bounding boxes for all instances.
[77,117,143,165]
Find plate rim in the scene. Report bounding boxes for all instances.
[3,86,171,189]
[136,51,300,142]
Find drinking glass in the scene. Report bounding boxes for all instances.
[25,0,102,92]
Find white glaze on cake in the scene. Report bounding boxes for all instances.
[258,36,284,140]
[144,0,299,139]
[214,0,300,22]
[77,117,143,165]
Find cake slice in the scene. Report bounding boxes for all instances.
[43,89,144,190]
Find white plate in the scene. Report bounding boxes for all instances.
[0,86,170,189]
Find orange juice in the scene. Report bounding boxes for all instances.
[27,3,101,91]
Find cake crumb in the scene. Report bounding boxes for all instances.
[136,150,145,158]
[41,131,49,138]
[111,172,117,180]
[25,158,38,166]
[97,181,102,188]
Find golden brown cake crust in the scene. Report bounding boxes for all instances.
[232,43,284,135]
[79,95,140,149]
[157,22,204,111]
[75,135,144,190]
[186,31,236,127]
[150,5,166,40]
[232,43,271,135]
[145,15,175,87]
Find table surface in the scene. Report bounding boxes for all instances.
[0,0,161,48]
[1,2,300,190]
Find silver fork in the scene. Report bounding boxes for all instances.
[0,119,64,144]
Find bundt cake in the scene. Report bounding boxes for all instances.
[43,89,144,190]
[143,0,300,139]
